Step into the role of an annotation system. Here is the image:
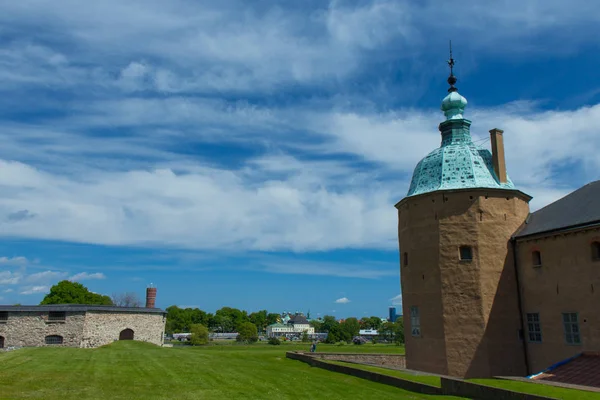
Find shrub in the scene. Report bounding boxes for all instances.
[236,322,258,344]
[268,337,281,345]
[189,324,209,346]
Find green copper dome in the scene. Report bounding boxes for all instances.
[406,90,515,197]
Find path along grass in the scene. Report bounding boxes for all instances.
[0,341,460,400]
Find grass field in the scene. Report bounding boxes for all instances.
[329,361,599,400]
[0,341,461,400]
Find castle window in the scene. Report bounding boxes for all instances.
[459,246,473,261]
[0,311,7,322]
[563,313,581,345]
[48,311,66,321]
[592,242,600,261]
[532,251,542,267]
[526,313,542,343]
[45,335,63,345]
[410,306,421,337]
[403,252,409,267]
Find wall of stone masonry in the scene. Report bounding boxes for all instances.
[0,311,86,347]
[81,311,166,348]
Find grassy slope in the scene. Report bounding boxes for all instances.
[0,341,454,400]
[326,361,598,400]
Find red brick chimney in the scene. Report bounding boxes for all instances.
[145,286,157,308]
[489,128,507,183]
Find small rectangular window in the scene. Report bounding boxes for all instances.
[403,252,409,267]
[562,313,581,345]
[459,246,473,261]
[532,251,542,267]
[48,311,66,321]
[0,311,8,322]
[45,335,64,345]
[410,306,421,337]
[526,313,542,343]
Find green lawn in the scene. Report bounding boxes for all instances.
[470,379,600,400]
[0,341,452,400]
[324,360,598,400]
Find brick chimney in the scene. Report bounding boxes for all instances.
[489,128,507,183]
[146,286,157,308]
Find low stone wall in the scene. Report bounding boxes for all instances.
[308,352,405,369]
[286,352,439,395]
[287,352,557,400]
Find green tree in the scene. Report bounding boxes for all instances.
[309,319,323,333]
[266,313,280,326]
[40,281,113,305]
[236,322,258,343]
[215,307,248,332]
[189,324,209,345]
[341,317,360,339]
[249,310,268,333]
[393,318,405,345]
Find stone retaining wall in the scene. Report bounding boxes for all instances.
[308,352,405,368]
[287,352,557,400]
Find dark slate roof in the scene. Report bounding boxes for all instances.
[515,180,600,238]
[0,304,166,314]
[289,314,309,324]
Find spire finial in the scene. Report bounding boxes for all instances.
[447,40,457,92]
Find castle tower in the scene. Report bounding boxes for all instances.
[395,53,532,378]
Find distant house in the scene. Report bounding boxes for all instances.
[358,329,379,337]
[266,314,315,338]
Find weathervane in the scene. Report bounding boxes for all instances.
[447,40,457,92]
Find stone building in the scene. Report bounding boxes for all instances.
[396,61,599,378]
[0,288,166,348]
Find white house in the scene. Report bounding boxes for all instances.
[266,314,314,338]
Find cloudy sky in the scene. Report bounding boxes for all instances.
[1,0,599,318]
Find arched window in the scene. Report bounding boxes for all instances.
[45,335,63,345]
[459,246,473,261]
[119,329,134,340]
[592,242,600,261]
[532,251,542,267]
[403,252,409,267]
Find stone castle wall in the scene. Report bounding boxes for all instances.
[0,311,86,347]
[0,310,165,349]
[517,226,600,373]
[81,311,166,348]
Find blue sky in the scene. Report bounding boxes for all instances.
[1,0,600,318]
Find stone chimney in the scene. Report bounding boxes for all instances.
[146,286,157,308]
[489,128,507,183]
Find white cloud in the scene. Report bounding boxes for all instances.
[3,288,14,293]
[0,256,28,266]
[24,270,68,284]
[390,294,402,308]
[0,271,22,285]
[335,297,351,304]
[68,272,106,282]
[20,285,49,295]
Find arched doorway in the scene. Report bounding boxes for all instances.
[0,336,4,348]
[119,329,134,340]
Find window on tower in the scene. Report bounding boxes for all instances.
[403,252,409,267]
[459,246,473,261]
[410,306,421,337]
[592,242,600,261]
[532,251,542,267]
